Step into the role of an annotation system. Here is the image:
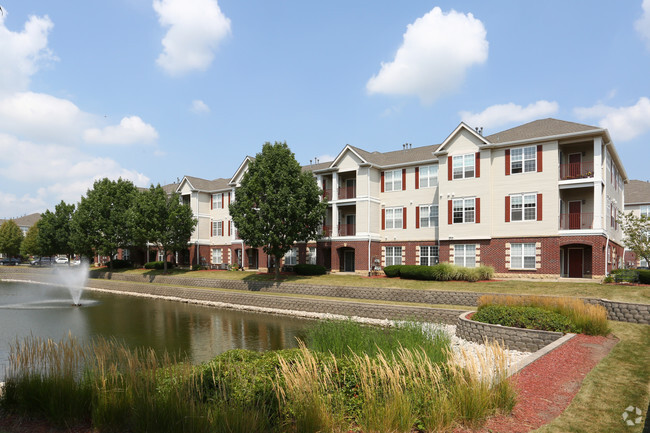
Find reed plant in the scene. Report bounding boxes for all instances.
[477,294,610,335]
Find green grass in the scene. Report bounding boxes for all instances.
[92,267,650,304]
[534,321,650,433]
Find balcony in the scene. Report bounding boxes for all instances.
[321,225,332,237]
[338,224,356,236]
[322,188,332,201]
[338,185,356,199]
[559,161,594,180]
[559,212,593,230]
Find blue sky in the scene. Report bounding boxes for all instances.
[1,0,649,217]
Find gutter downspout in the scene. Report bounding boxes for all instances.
[367,168,371,275]
[195,191,199,266]
[604,232,610,278]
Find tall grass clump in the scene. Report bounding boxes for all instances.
[478,294,610,336]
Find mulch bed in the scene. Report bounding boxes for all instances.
[0,334,618,433]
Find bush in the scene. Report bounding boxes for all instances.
[474,305,575,333]
[105,259,132,269]
[294,264,327,275]
[144,261,175,270]
[383,265,401,278]
[638,269,650,284]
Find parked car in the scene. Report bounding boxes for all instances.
[31,257,54,267]
[0,257,20,266]
[55,257,69,264]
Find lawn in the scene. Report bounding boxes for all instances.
[92,267,650,305]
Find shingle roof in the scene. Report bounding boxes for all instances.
[161,182,179,194]
[0,212,41,228]
[485,118,601,144]
[625,180,650,205]
[302,161,332,172]
[183,176,230,192]
[348,144,440,167]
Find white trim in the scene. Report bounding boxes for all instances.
[434,122,489,155]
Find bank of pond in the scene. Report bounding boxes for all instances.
[0,320,516,433]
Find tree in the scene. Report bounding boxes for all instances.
[619,211,650,267]
[129,184,196,273]
[72,178,138,270]
[21,224,41,257]
[37,201,76,262]
[229,142,327,280]
[0,220,24,258]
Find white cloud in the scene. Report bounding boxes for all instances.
[0,92,93,143]
[459,100,559,129]
[636,0,650,50]
[575,97,650,141]
[366,7,488,104]
[83,116,159,145]
[0,191,46,219]
[191,99,210,114]
[154,0,231,75]
[0,13,55,96]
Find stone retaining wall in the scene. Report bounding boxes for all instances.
[455,311,564,352]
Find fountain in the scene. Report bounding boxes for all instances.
[53,260,90,306]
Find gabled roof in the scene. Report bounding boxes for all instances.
[229,156,255,185]
[485,118,601,144]
[178,175,230,193]
[0,212,41,228]
[625,180,650,205]
[302,161,332,173]
[326,143,441,171]
[435,122,489,154]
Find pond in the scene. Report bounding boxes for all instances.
[0,281,312,379]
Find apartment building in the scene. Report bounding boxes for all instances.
[176,118,627,279]
[623,179,650,268]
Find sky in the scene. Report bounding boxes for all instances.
[1,0,650,218]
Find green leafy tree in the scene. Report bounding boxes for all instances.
[129,184,196,273]
[21,224,41,257]
[0,220,24,258]
[37,201,76,262]
[72,178,138,270]
[229,142,327,280]
[619,211,650,267]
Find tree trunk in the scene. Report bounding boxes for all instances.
[163,250,168,274]
[274,254,282,281]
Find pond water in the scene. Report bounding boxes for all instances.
[0,281,312,379]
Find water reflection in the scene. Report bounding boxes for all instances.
[0,281,311,379]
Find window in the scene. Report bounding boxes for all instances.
[641,205,650,218]
[419,165,438,188]
[511,194,537,221]
[158,250,165,261]
[454,244,476,268]
[212,193,222,209]
[511,146,536,174]
[385,246,402,266]
[122,249,130,260]
[384,169,402,191]
[284,247,298,266]
[307,248,317,265]
[453,154,475,179]
[453,198,475,224]
[385,207,403,229]
[419,205,438,227]
[211,248,222,264]
[511,243,536,269]
[420,246,439,266]
[212,221,223,236]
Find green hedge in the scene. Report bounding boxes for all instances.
[383,263,493,282]
[105,259,132,269]
[144,261,175,270]
[293,264,327,275]
[473,305,575,333]
[639,269,650,284]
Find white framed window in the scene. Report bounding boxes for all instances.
[452,154,475,179]
[122,249,130,260]
[385,246,402,266]
[641,205,650,218]
[307,247,317,265]
[211,248,223,264]
[453,198,475,224]
[511,146,536,174]
[511,193,537,221]
[420,246,439,266]
[384,169,402,191]
[419,165,438,188]
[454,244,476,268]
[419,204,438,227]
[212,193,223,209]
[385,207,404,229]
[212,221,223,236]
[158,250,165,261]
[284,247,298,266]
[511,243,536,269]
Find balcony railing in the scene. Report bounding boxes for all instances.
[338,224,356,236]
[321,225,332,237]
[322,189,332,201]
[559,161,594,180]
[338,185,356,199]
[559,212,593,230]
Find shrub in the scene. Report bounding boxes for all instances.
[474,305,575,333]
[383,265,401,278]
[105,259,132,269]
[398,265,434,280]
[638,269,650,284]
[603,275,614,283]
[144,261,175,270]
[294,264,327,275]
[476,265,494,281]
[430,263,456,281]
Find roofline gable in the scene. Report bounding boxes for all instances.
[229,156,254,186]
[175,176,194,193]
[330,145,368,168]
[434,122,489,155]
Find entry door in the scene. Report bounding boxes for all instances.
[569,201,581,229]
[247,249,258,269]
[568,249,583,278]
[344,250,355,272]
[568,153,581,178]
